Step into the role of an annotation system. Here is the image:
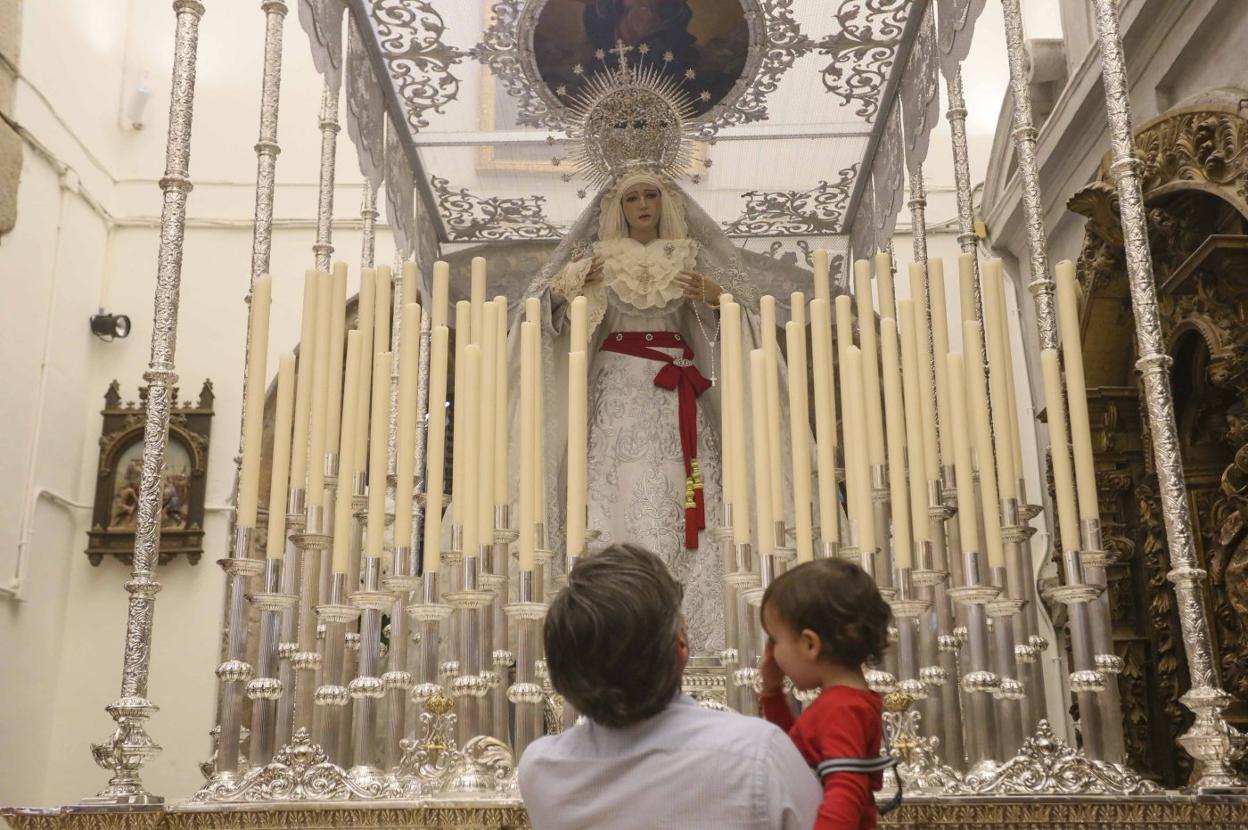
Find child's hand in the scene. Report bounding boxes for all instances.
[759,640,785,696]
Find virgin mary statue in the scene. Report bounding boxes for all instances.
[518,169,791,656]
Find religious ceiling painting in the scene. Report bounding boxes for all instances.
[87,381,214,567]
[1063,102,1248,787]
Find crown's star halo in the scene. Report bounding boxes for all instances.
[563,41,698,192]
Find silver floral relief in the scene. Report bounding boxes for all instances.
[721,165,858,237]
[345,19,386,187]
[850,174,876,259]
[900,1,939,177]
[872,104,906,244]
[471,0,559,131]
[430,176,563,242]
[368,0,466,132]
[936,0,986,78]
[817,0,909,122]
[298,0,347,90]
[385,126,417,260]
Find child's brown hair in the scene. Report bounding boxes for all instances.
[761,558,892,666]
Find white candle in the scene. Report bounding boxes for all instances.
[981,259,1018,500]
[367,350,391,557]
[470,256,487,346]
[898,301,929,545]
[994,272,1026,483]
[332,332,362,572]
[963,321,1005,569]
[790,291,806,328]
[374,265,392,359]
[526,298,546,525]
[494,296,509,506]
[353,269,376,471]
[394,303,422,550]
[928,259,955,468]
[477,300,498,544]
[237,274,272,528]
[760,295,785,518]
[306,272,333,506]
[722,302,750,545]
[422,326,450,573]
[786,321,814,562]
[570,295,588,355]
[880,318,912,567]
[402,261,419,310]
[854,260,886,466]
[325,264,348,458]
[810,299,839,547]
[908,264,940,482]
[290,271,321,489]
[946,353,981,552]
[835,294,855,367]
[958,253,977,326]
[875,251,896,321]
[1055,260,1098,525]
[265,352,297,559]
[431,260,450,331]
[451,301,470,534]
[750,349,775,555]
[566,350,588,559]
[460,344,482,558]
[518,321,537,572]
[845,347,875,558]
[720,300,736,522]
[1041,348,1081,554]
[813,249,831,303]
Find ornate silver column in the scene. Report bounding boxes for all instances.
[944,68,982,322]
[999,0,1057,350]
[313,83,339,272]
[1088,0,1247,792]
[908,165,928,265]
[84,0,206,806]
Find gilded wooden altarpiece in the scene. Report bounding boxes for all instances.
[1064,102,1248,787]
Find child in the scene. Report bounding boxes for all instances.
[758,558,893,830]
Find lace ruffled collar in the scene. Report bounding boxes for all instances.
[595,237,699,310]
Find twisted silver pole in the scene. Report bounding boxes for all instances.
[1088,0,1247,791]
[908,165,928,264]
[84,0,206,806]
[944,68,982,322]
[313,83,339,272]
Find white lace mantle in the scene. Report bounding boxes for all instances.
[598,238,699,309]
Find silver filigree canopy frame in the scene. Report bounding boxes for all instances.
[722,165,859,237]
[472,0,811,137]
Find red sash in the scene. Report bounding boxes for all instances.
[600,331,710,549]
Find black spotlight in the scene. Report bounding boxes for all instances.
[90,311,132,341]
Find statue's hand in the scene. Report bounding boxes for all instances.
[583,256,605,286]
[677,270,723,306]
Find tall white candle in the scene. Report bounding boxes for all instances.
[813,249,831,303]
[759,295,785,519]
[995,272,1026,483]
[963,321,1005,569]
[1041,348,1081,554]
[518,321,537,572]
[431,260,450,331]
[875,251,896,321]
[946,353,981,552]
[460,344,482,558]
[790,291,806,328]
[306,272,333,506]
[981,259,1018,500]
[325,264,348,458]
[810,299,839,547]
[290,271,321,489]
[898,301,929,545]
[353,269,377,471]
[835,294,855,367]
[908,264,940,482]
[845,348,875,558]
[494,296,509,506]
[1056,260,1098,524]
[237,274,272,528]
[928,259,955,468]
[750,349,775,555]
[722,302,751,544]
[477,300,499,544]
[451,300,470,536]
[402,261,419,311]
[422,326,450,573]
[786,321,814,562]
[566,350,588,559]
[570,295,588,355]
[332,332,362,572]
[854,260,886,466]
[394,303,422,550]
[880,318,912,567]
[470,257,487,346]
[373,265,392,361]
[526,298,546,525]
[265,352,297,559]
[958,253,977,326]
[367,350,392,557]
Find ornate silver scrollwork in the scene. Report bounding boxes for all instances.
[431,175,564,242]
[722,165,858,237]
[817,0,909,122]
[385,127,417,259]
[872,105,906,245]
[346,19,387,187]
[367,0,466,131]
[900,1,938,176]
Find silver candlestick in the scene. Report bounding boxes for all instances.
[947,550,1001,768]
[506,568,548,761]
[289,504,328,735]
[313,572,359,764]
[213,527,266,780]
[246,558,297,766]
[275,486,305,749]
[381,545,420,772]
[347,555,393,784]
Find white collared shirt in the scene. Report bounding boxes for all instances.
[518,695,821,830]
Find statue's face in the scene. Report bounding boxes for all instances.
[621,183,662,234]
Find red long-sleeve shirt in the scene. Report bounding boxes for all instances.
[760,686,883,830]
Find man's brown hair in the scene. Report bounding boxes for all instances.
[543,544,684,727]
[761,558,891,666]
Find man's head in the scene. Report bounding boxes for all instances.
[543,544,688,728]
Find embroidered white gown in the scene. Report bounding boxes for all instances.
[552,236,726,655]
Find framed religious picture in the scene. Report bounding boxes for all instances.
[86,380,214,566]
